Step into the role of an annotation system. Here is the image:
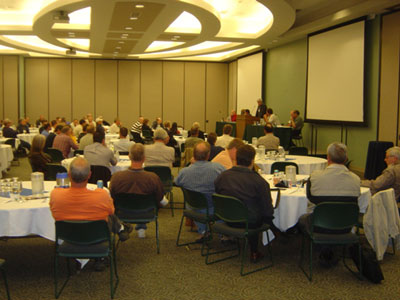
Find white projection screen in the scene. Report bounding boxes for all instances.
[305,20,365,124]
[237,52,263,115]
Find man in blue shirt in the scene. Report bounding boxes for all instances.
[175,141,225,240]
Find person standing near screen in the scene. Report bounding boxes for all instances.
[255,99,267,118]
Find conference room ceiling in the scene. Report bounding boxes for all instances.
[0,0,398,62]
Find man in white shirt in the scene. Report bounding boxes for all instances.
[216,124,234,148]
[109,118,121,134]
[264,108,281,126]
[84,131,117,170]
[73,119,86,138]
[144,128,174,168]
[113,127,135,153]
[257,124,280,150]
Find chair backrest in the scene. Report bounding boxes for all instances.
[180,187,209,211]
[144,166,172,185]
[113,193,158,214]
[142,130,153,138]
[119,151,129,155]
[89,165,112,187]
[180,142,185,154]
[45,163,68,180]
[45,148,64,163]
[288,147,308,156]
[74,149,84,156]
[270,162,299,174]
[4,138,16,149]
[55,220,110,246]
[312,202,359,231]
[212,194,248,223]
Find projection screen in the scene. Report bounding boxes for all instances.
[237,52,263,115]
[305,20,365,124]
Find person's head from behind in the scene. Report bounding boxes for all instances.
[51,120,57,128]
[139,116,144,123]
[3,119,11,127]
[129,143,145,164]
[61,125,70,135]
[43,123,51,131]
[86,125,95,134]
[245,109,250,116]
[79,119,86,126]
[236,145,256,169]
[223,124,232,136]
[93,131,105,144]
[82,124,88,133]
[264,124,273,134]
[385,147,400,166]
[257,98,263,106]
[171,122,178,131]
[327,142,348,165]
[55,124,63,134]
[266,108,273,116]
[114,117,120,126]
[227,138,245,161]
[19,118,26,126]
[87,114,93,122]
[119,127,128,139]
[31,134,46,154]
[156,117,162,124]
[164,121,171,129]
[143,118,149,126]
[192,122,200,129]
[207,132,217,146]
[190,127,199,137]
[193,141,210,161]
[154,128,169,143]
[69,157,91,184]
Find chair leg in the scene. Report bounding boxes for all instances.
[176,215,185,247]
[1,266,10,300]
[169,191,174,217]
[240,234,273,276]
[299,234,313,281]
[156,217,160,254]
[342,244,363,280]
[54,256,72,299]
[205,230,241,266]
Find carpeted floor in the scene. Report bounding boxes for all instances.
[0,158,399,300]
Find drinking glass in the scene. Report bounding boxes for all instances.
[11,181,22,202]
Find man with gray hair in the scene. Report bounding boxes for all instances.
[362,146,400,200]
[144,128,175,168]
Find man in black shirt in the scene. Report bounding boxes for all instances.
[45,124,63,150]
[214,144,274,262]
[2,119,31,151]
[255,98,267,118]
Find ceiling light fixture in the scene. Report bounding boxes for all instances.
[66,48,76,55]
[135,4,144,8]
[118,41,125,44]
[125,26,133,30]
[115,46,121,50]
[130,12,141,20]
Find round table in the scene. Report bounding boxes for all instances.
[0,137,20,149]
[262,174,371,231]
[0,145,13,177]
[29,128,39,134]
[174,136,186,149]
[256,155,327,175]
[62,155,131,174]
[17,133,37,144]
[105,134,119,145]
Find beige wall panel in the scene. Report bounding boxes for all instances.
[140,61,162,121]
[162,62,184,126]
[95,60,118,123]
[228,61,237,113]
[0,57,3,119]
[72,59,94,120]
[118,61,140,128]
[379,12,400,143]
[184,62,205,130]
[206,63,228,132]
[3,56,19,121]
[49,59,71,121]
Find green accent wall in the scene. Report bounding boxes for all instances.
[264,17,381,171]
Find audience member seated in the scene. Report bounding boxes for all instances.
[28,134,52,173]
[67,125,78,145]
[263,108,281,126]
[79,125,95,150]
[175,142,226,241]
[77,124,88,143]
[73,119,86,137]
[144,128,174,168]
[86,113,96,127]
[113,127,135,153]
[206,132,224,161]
[131,117,144,143]
[152,117,164,130]
[362,146,400,201]
[212,138,244,169]
[109,118,121,134]
[36,115,46,127]
[45,124,63,150]
[170,122,180,136]
[299,142,360,267]
[257,124,280,150]
[227,110,237,122]
[185,127,203,149]
[109,144,164,238]
[38,120,48,134]
[2,118,31,151]
[215,144,274,262]
[40,123,51,138]
[95,117,105,134]
[25,116,31,127]
[188,122,205,140]
[288,110,304,131]
[142,118,153,135]
[50,157,132,270]
[216,124,234,148]
[255,98,267,119]
[70,119,78,130]
[17,118,30,133]
[53,125,79,158]
[84,131,117,170]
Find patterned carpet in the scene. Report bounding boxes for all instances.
[0,158,399,300]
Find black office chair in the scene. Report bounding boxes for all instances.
[118,151,129,155]
[45,164,68,180]
[270,162,299,174]
[88,165,112,188]
[73,149,84,156]
[291,129,304,146]
[45,148,64,163]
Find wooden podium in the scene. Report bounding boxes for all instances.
[235,115,260,139]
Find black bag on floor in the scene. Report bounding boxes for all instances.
[349,245,384,284]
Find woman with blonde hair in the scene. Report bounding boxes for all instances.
[28,134,52,173]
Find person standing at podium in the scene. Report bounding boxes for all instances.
[255,98,267,118]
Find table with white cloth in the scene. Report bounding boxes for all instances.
[105,134,119,145]
[262,174,371,232]
[62,155,131,174]
[0,145,13,178]
[0,181,100,241]
[256,155,327,175]
[29,128,39,134]
[174,136,186,149]
[0,137,20,149]
[17,133,36,145]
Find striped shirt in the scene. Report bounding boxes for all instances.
[131,121,142,134]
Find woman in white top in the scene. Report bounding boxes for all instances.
[263,108,281,126]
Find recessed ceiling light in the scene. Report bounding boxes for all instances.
[118,41,125,44]
[272,39,278,43]
[173,35,180,39]
[121,36,128,39]
[115,46,121,50]
[121,33,129,36]
[135,4,144,8]
[125,26,133,30]
[130,16,138,20]
[113,51,119,54]
[130,12,140,20]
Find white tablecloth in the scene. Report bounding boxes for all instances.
[256,155,327,175]
[17,133,36,144]
[62,155,131,174]
[262,174,371,231]
[29,128,39,134]
[174,136,186,148]
[0,137,20,149]
[105,134,119,145]
[0,145,13,177]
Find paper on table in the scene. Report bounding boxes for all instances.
[262,230,275,246]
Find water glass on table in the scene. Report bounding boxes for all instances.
[11,181,23,202]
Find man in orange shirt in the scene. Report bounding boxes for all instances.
[50,157,132,270]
